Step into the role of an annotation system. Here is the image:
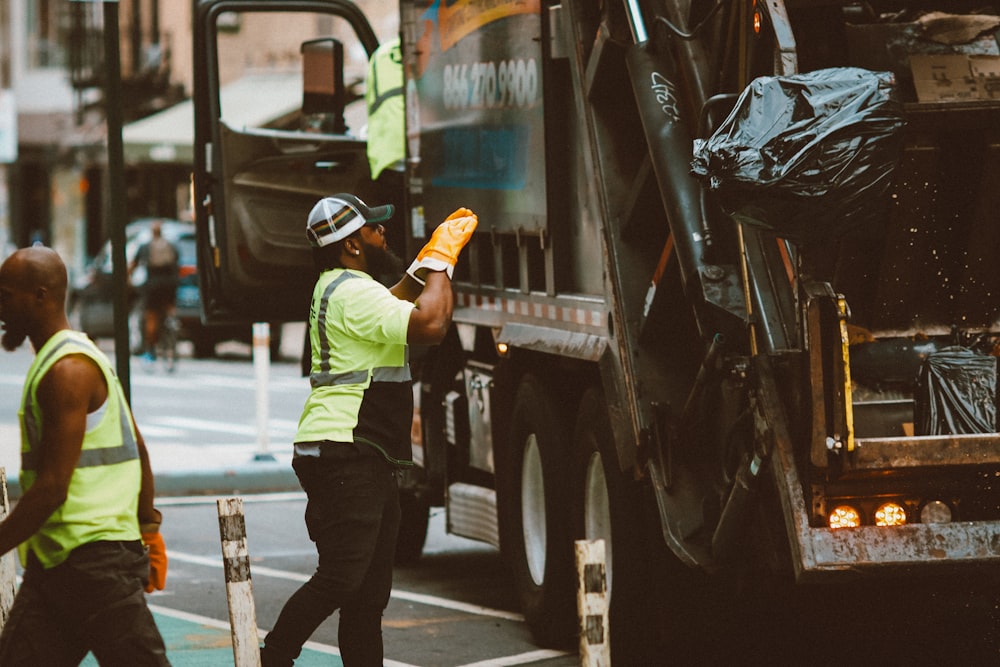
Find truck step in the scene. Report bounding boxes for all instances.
[447,482,500,548]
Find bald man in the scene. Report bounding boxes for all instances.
[0,247,170,665]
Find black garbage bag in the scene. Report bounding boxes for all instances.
[691,67,906,244]
[914,346,997,436]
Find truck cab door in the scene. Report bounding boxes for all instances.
[192,0,379,325]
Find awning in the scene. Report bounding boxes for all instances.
[123,71,302,165]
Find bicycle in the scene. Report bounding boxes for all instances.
[157,314,180,373]
[138,305,179,373]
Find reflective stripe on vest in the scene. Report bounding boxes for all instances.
[21,336,138,472]
[309,271,412,389]
[368,39,403,115]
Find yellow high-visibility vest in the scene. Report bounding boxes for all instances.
[366,37,405,180]
[18,330,141,568]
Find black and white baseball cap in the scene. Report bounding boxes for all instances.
[306,194,394,247]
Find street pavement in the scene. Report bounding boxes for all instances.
[2,332,575,666]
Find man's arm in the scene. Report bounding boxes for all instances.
[134,423,167,592]
[135,427,160,527]
[404,271,453,346]
[0,355,94,557]
[389,272,426,303]
[128,243,146,276]
[391,207,476,345]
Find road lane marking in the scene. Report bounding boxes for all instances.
[168,550,525,622]
[157,492,305,506]
[151,415,299,437]
[136,425,187,438]
[453,650,571,667]
[133,373,307,392]
[147,604,420,667]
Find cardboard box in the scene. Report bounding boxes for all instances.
[970,55,1000,100]
[847,19,1000,103]
[910,53,1000,103]
[910,54,979,102]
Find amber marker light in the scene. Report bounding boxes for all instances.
[875,502,907,527]
[920,500,952,524]
[829,506,861,529]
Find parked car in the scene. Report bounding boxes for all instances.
[72,218,282,358]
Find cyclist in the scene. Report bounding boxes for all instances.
[129,220,179,363]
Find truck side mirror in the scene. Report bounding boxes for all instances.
[301,37,346,133]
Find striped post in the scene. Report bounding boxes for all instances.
[251,323,274,461]
[576,539,610,666]
[218,497,261,666]
[0,469,15,631]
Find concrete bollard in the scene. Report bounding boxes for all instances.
[218,497,261,666]
[576,539,611,666]
[0,469,15,631]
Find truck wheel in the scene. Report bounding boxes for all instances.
[268,323,283,361]
[573,386,653,663]
[395,490,429,565]
[191,330,216,359]
[499,374,576,648]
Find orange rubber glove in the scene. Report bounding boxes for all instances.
[141,526,168,593]
[407,207,478,284]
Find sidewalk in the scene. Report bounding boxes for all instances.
[0,331,307,500]
[1,421,300,499]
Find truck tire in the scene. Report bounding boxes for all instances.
[499,374,576,648]
[573,386,653,664]
[268,323,283,361]
[395,489,429,565]
[191,329,216,359]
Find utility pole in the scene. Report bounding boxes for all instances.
[98,0,131,400]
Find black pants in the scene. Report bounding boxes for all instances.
[0,540,169,666]
[261,446,401,667]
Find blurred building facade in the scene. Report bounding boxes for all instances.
[0,0,397,276]
[0,0,185,273]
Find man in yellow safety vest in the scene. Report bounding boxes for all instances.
[0,246,169,665]
[260,194,476,666]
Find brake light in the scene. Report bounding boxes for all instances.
[875,502,907,527]
[178,265,197,279]
[829,506,861,529]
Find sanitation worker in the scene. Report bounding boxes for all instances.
[0,246,169,665]
[365,36,407,263]
[260,194,477,666]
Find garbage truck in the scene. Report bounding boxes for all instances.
[191,0,1000,659]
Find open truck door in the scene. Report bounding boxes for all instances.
[192,0,381,325]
